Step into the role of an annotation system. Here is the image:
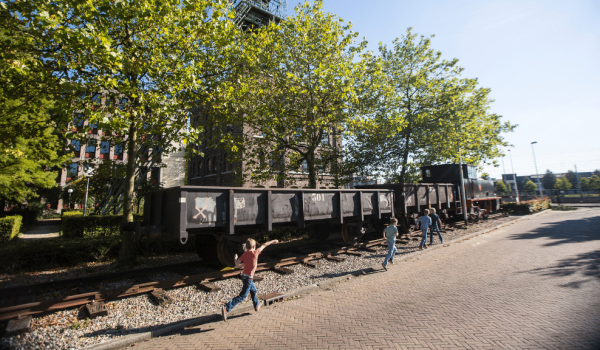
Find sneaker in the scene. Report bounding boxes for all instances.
[389,259,394,265]
[222,306,228,322]
[419,246,423,250]
[381,263,387,271]
[255,303,261,312]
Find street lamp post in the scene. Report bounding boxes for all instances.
[457,141,469,226]
[530,142,543,198]
[67,189,73,210]
[83,168,94,216]
[508,149,520,203]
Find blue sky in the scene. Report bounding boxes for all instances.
[287,0,600,179]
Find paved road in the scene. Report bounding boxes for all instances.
[140,209,600,350]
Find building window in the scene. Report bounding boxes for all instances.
[198,159,203,175]
[74,114,85,128]
[207,158,212,174]
[301,160,308,173]
[151,167,161,184]
[67,162,78,177]
[71,140,81,152]
[212,156,217,173]
[425,169,431,178]
[100,141,110,154]
[114,144,124,155]
[86,140,96,153]
[322,131,329,145]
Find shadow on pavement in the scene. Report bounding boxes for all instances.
[526,248,600,288]
[509,216,600,247]
[511,213,600,288]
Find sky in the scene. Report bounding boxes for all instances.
[287,0,600,179]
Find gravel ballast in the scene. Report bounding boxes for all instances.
[1,216,521,350]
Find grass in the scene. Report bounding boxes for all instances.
[551,205,578,211]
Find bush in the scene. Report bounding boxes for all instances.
[0,215,22,245]
[3,210,38,226]
[61,214,122,238]
[0,235,122,271]
[502,198,551,214]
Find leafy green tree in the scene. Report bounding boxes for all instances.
[589,175,600,194]
[481,173,490,180]
[0,9,70,203]
[594,170,600,177]
[554,177,572,191]
[522,176,531,187]
[9,0,241,222]
[346,28,515,183]
[495,181,507,195]
[542,170,556,190]
[565,170,577,188]
[219,0,370,188]
[524,180,537,195]
[580,177,590,191]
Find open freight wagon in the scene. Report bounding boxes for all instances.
[144,187,395,266]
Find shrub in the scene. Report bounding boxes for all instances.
[0,235,122,271]
[61,215,122,238]
[0,215,22,245]
[502,198,551,214]
[3,210,38,226]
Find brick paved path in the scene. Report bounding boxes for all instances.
[140,209,600,350]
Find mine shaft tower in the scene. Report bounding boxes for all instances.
[231,0,286,30]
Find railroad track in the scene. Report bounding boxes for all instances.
[0,238,386,323]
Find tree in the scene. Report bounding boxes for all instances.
[0,8,70,202]
[10,0,241,223]
[554,177,572,191]
[589,175,600,194]
[220,0,370,188]
[580,177,590,191]
[542,170,557,191]
[481,173,490,180]
[522,176,531,187]
[495,181,507,195]
[346,28,515,184]
[523,180,537,195]
[594,170,600,177]
[565,170,577,188]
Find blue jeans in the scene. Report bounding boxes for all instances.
[429,226,444,244]
[419,228,428,247]
[383,243,397,266]
[224,276,260,312]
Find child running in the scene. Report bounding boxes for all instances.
[428,208,444,245]
[381,218,399,271]
[222,238,279,322]
[416,209,432,250]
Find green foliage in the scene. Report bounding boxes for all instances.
[523,180,537,195]
[61,214,122,238]
[216,0,369,188]
[542,170,556,190]
[3,210,39,226]
[0,8,70,203]
[0,235,122,271]
[481,173,490,180]
[580,177,590,191]
[502,198,550,214]
[495,181,507,195]
[0,215,22,245]
[7,0,241,222]
[346,28,515,183]
[551,205,577,211]
[554,177,572,191]
[522,176,531,186]
[565,170,577,188]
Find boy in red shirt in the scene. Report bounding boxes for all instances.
[222,238,278,322]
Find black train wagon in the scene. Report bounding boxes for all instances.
[144,186,395,266]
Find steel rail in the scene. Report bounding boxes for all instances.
[0,239,385,321]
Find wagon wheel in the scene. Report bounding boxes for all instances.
[217,238,244,267]
[342,224,364,245]
[308,224,331,241]
[195,235,219,265]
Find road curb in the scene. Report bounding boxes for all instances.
[80,209,551,350]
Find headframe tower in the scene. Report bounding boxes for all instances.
[231,0,286,30]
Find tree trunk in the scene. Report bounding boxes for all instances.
[398,130,412,184]
[122,121,137,223]
[307,152,317,189]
